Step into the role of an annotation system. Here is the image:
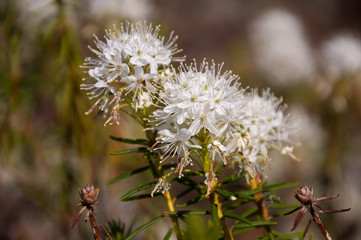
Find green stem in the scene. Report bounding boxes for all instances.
[164,191,184,240]
[250,176,273,237]
[147,154,184,240]
[211,192,234,240]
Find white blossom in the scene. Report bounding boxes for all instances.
[90,0,154,21]
[241,88,297,170]
[81,22,184,120]
[153,60,297,177]
[321,33,361,80]
[249,9,315,86]
[151,178,171,197]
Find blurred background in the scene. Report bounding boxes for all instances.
[1,0,361,239]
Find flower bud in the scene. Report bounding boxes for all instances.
[295,185,314,204]
[79,184,99,205]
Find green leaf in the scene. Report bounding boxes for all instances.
[235,189,260,198]
[175,187,194,199]
[263,182,298,192]
[211,204,220,226]
[120,182,156,201]
[109,136,148,145]
[120,193,161,201]
[233,220,277,229]
[176,195,206,207]
[110,147,148,155]
[215,189,256,201]
[232,227,255,235]
[239,207,258,218]
[214,189,237,199]
[125,215,164,240]
[268,204,300,209]
[223,212,253,225]
[174,176,204,190]
[107,166,150,184]
[163,228,174,240]
[271,230,304,239]
[165,210,208,216]
[219,172,243,184]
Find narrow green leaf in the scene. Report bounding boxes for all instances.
[223,212,253,225]
[109,136,148,145]
[175,187,194,199]
[220,172,243,184]
[174,176,203,190]
[211,204,220,225]
[163,228,174,240]
[235,189,260,198]
[232,227,255,236]
[233,220,277,229]
[263,182,298,192]
[165,210,208,216]
[268,204,300,209]
[110,147,148,155]
[240,207,258,218]
[125,215,164,240]
[176,195,206,207]
[215,189,236,199]
[120,182,156,201]
[215,189,256,201]
[107,166,150,185]
[120,193,161,201]
[271,230,303,239]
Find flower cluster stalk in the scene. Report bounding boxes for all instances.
[250,175,272,235]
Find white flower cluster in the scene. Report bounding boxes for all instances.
[249,9,315,86]
[321,34,361,81]
[81,22,298,193]
[153,60,296,177]
[81,21,184,124]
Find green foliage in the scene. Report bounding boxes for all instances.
[163,228,174,240]
[110,147,148,155]
[109,136,148,145]
[182,215,222,240]
[105,219,134,240]
[107,166,150,185]
[119,182,157,201]
[125,215,165,240]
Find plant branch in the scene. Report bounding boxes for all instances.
[211,192,234,240]
[250,174,271,235]
[89,211,101,240]
[164,191,184,240]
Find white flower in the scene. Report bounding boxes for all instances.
[157,60,243,134]
[153,60,249,173]
[321,33,361,80]
[81,21,184,118]
[134,92,153,110]
[90,0,154,21]
[249,9,315,86]
[156,128,200,161]
[204,172,217,196]
[208,140,227,164]
[242,88,296,169]
[151,178,170,197]
[121,66,157,94]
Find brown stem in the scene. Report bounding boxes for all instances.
[89,211,101,240]
[310,207,332,240]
